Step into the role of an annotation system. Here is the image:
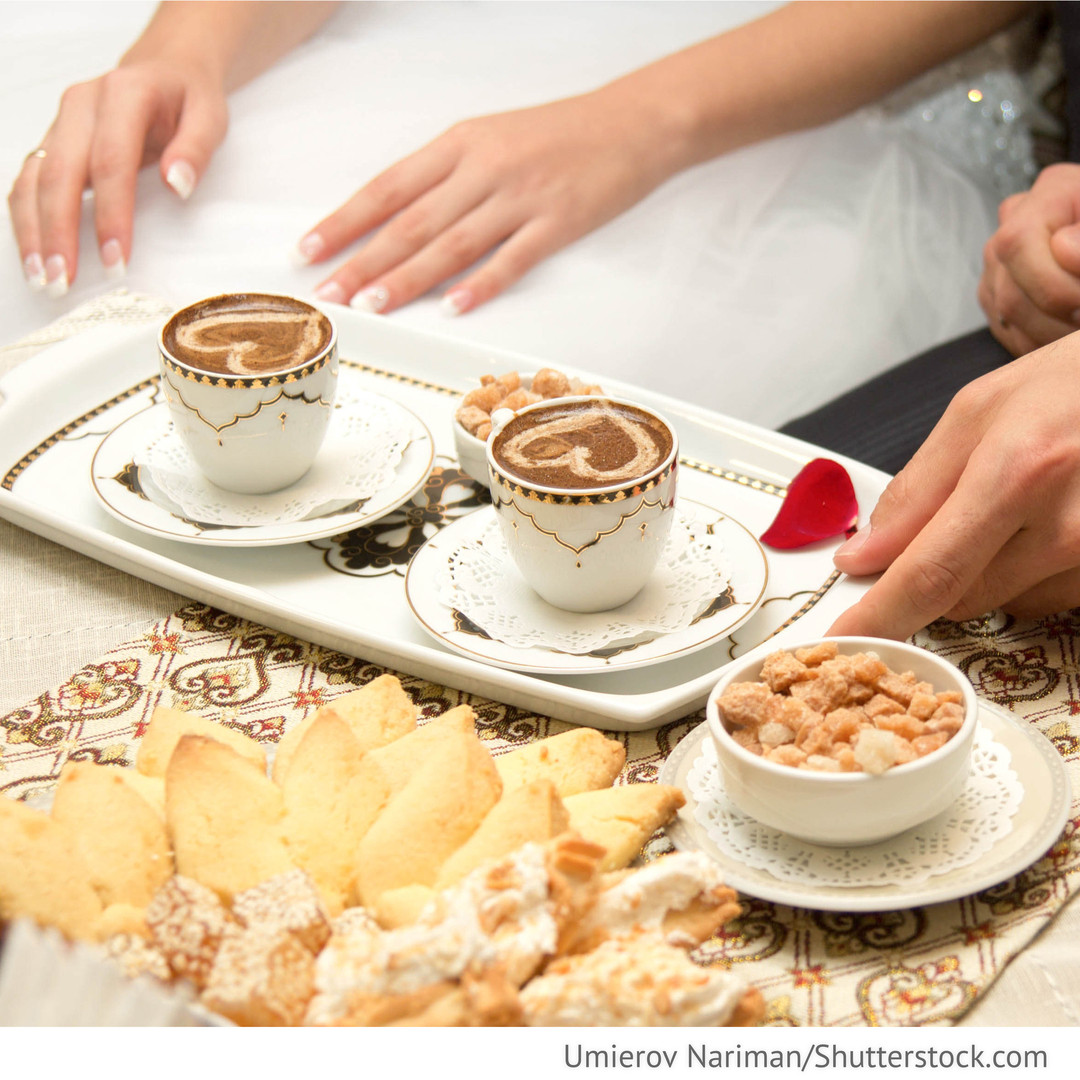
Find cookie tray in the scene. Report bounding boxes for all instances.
[0,312,887,730]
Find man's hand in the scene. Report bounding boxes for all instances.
[830,332,1080,639]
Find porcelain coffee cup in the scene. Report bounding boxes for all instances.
[486,396,678,612]
[157,293,338,495]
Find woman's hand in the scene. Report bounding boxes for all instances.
[7,57,228,296]
[296,1,1033,316]
[830,331,1080,640]
[301,88,692,315]
[978,163,1080,356]
[8,2,338,296]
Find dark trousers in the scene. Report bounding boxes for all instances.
[778,328,1013,476]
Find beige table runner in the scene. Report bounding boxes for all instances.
[0,291,185,715]
[1,292,1078,1026]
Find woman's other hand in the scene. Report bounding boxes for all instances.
[8,1,338,296]
[8,57,228,296]
[298,1,1032,317]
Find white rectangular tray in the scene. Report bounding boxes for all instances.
[0,312,888,729]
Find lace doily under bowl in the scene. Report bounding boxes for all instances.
[706,637,978,846]
[658,701,1070,912]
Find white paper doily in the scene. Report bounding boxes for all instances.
[137,388,417,526]
[686,725,1022,889]
[405,501,768,676]
[439,510,733,654]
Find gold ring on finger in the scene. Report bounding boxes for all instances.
[26,148,47,161]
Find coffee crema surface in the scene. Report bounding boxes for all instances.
[491,400,673,489]
[162,293,333,377]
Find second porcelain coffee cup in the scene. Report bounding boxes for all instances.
[158,293,338,494]
[487,396,678,612]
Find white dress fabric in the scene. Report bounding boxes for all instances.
[0,1,1042,426]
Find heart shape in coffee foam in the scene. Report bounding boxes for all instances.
[760,457,858,550]
[172,311,328,376]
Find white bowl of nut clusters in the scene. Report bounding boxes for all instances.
[706,637,978,846]
[453,368,604,487]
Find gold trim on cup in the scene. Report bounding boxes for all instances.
[160,370,334,436]
[487,461,676,505]
[160,351,334,387]
[491,491,670,563]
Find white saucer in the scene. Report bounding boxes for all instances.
[90,396,434,547]
[659,701,1071,912]
[405,500,768,675]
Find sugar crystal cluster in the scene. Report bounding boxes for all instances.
[715,643,965,774]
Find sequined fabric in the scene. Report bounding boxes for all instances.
[873,16,1062,198]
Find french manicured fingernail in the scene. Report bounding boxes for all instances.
[100,238,126,280]
[165,159,196,200]
[23,252,46,290]
[290,232,325,266]
[440,286,472,317]
[44,254,69,298]
[350,285,389,314]
[313,280,347,305]
[835,524,871,560]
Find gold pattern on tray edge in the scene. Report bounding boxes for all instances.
[722,575,845,663]
[2,378,157,491]
[3,365,791,500]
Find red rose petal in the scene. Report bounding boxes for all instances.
[760,458,859,550]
